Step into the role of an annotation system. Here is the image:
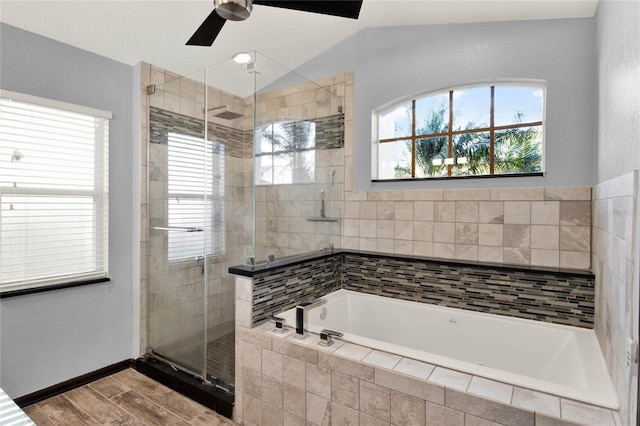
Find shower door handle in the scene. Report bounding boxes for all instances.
[152,226,203,232]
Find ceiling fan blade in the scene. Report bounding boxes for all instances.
[186,10,227,46]
[253,1,363,19]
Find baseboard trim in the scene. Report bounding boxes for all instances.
[14,359,134,407]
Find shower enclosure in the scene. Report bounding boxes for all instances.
[143,53,344,394]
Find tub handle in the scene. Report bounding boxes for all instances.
[319,329,343,347]
[270,316,289,334]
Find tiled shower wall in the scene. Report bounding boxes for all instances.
[250,75,349,261]
[592,170,639,426]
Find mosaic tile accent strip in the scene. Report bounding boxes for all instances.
[151,108,344,160]
[252,255,341,325]
[150,107,247,158]
[341,253,595,328]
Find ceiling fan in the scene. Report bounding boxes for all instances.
[187,0,364,46]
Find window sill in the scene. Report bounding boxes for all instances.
[372,172,543,183]
[0,277,111,299]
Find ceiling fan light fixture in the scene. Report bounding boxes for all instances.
[232,52,253,64]
[214,0,252,21]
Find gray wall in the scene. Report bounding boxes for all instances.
[293,18,597,191]
[0,24,136,398]
[596,0,640,184]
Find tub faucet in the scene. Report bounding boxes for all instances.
[295,298,323,339]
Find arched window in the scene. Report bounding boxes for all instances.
[373,83,545,181]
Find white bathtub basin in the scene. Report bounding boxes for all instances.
[278,289,618,409]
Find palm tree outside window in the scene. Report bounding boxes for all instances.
[374,83,545,180]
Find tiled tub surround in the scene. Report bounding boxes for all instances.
[235,251,594,329]
[234,283,618,426]
[276,289,617,408]
[592,171,639,426]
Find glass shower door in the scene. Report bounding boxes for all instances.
[146,70,208,380]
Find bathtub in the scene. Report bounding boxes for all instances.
[278,289,618,409]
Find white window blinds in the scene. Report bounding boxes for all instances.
[0,91,110,293]
[167,132,225,262]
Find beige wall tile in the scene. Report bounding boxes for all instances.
[465,414,504,426]
[455,244,478,261]
[479,202,504,224]
[504,248,531,265]
[262,376,283,408]
[434,222,455,243]
[331,402,359,425]
[376,220,395,239]
[511,387,560,418]
[306,393,330,426]
[243,394,262,425]
[466,377,513,404]
[273,339,318,364]
[390,390,426,426]
[240,341,262,372]
[456,201,479,223]
[262,403,283,426]
[413,241,434,257]
[425,401,464,426]
[559,226,590,252]
[414,221,434,242]
[395,220,414,240]
[360,412,391,426]
[455,223,479,245]
[376,239,394,253]
[368,191,404,201]
[262,349,283,381]
[344,201,360,219]
[478,246,504,264]
[531,201,560,225]
[403,190,444,201]
[434,202,456,222]
[503,225,531,248]
[359,237,377,251]
[427,367,471,392]
[332,371,360,410]
[559,399,615,426]
[335,343,372,361]
[433,243,455,259]
[534,413,582,426]
[530,225,560,250]
[243,368,262,399]
[560,251,590,269]
[376,201,395,220]
[392,358,435,380]
[530,249,560,268]
[445,389,534,426]
[504,201,531,224]
[362,351,401,370]
[479,224,503,247]
[360,220,377,238]
[306,364,331,399]
[282,383,306,419]
[360,381,391,422]
[395,201,414,220]
[375,368,444,405]
[444,189,491,201]
[414,201,435,221]
[560,201,591,226]
[544,187,591,201]
[319,352,375,382]
[360,201,378,220]
[283,356,306,389]
[491,188,544,201]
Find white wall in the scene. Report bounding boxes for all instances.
[292,18,597,191]
[0,24,136,398]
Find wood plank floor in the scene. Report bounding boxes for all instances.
[22,368,234,425]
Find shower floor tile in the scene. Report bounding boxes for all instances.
[206,331,235,388]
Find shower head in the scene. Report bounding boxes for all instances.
[207,105,243,120]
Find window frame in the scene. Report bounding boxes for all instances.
[373,82,546,181]
[0,90,111,296]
